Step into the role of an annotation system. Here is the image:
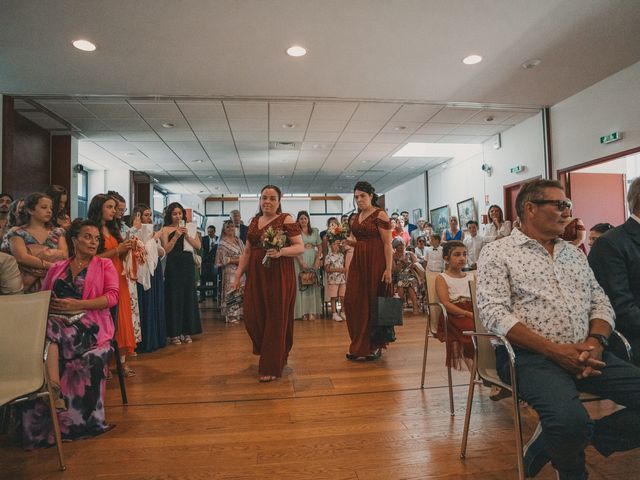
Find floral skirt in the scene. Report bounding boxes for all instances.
[20,316,113,448]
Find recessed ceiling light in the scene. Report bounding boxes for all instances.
[72,39,96,52]
[361,160,367,163]
[193,159,204,163]
[279,175,286,179]
[214,186,220,190]
[286,45,307,57]
[522,58,542,70]
[161,122,175,129]
[206,175,213,179]
[282,123,296,129]
[125,152,136,156]
[484,116,495,123]
[462,54,483,65]
[394,126,407,131]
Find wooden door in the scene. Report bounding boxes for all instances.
[568,172,627,231]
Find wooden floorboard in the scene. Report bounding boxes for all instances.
[1,300,638,479]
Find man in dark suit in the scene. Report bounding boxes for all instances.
[199,225,218,302]
[589,177,640,365]
[230,209,248,244]
[401,210,417,234]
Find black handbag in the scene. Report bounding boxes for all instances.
[370,283,403,327]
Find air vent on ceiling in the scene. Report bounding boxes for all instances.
[357,169,385,173]
[269,141,299,150]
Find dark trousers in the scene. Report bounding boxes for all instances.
[496,347,640,477]
[199,262,217,297]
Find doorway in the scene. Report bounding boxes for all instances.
[503,176,541,222]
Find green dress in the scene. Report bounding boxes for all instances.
[294,228,323,318]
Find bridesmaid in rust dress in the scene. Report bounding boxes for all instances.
[232,185,304,382]
[343,181,393,360]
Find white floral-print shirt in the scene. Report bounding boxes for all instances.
[477,227,614,344]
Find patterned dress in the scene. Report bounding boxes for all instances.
[343,209,394,356]
[21,265,113,448]
[216,236,245,321]
[243,214,301,377]
[2,226,66,292]
[294,227,322,318]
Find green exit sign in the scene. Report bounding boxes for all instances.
[600,131,622,144]
[510,165,524,174]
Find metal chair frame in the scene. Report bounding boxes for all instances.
[460,279,633,480]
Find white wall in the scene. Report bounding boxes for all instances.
[87,169,105,202]
[384,173,427,221]
[575,153,640,178]
[551,61,640,172]
[428,112,546,225]
[105,169,130,205]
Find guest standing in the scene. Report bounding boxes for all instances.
[483,204,511,242]
[3,193,68,292]
[343,213,356,279]
[231,185,304,382]
[216,220,245,324]
[44,185,71,231]
[199,225,218,302]
[343,181,393,360]
[0,192,12,240]
[325,239,347,322]
[230,209,248,243]
[392,237,421,314]
[130,204,167,353]
[442,215,464,242]
[293,211,322,320]
[160,202,202,345]
[22,219,118,448]
[588,222,614,248]
[463,220,484,270]
[88,194,135,376]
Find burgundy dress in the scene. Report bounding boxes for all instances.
[562,218,587,254]
[243,214,301,377]
[343,209,392,356]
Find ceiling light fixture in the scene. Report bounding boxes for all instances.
[206,175,213,179]
[286,45,307,57]
[462,54,483,65]
[193,159,204,163]
[484,116,495,122]
[72,39,97,52]
[394,126,407,131]
[161,122,175,129]
[522,58,542,70]
[282,123,295,129]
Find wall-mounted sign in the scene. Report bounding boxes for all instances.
[600,131,622,144]
[510,165,525,174]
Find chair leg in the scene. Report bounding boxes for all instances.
[44,372,66,470]
[421,325,430,388]
[509,364,525,480]
[460,359,478,459]
[112,342,128,405]
[447,364,455,416]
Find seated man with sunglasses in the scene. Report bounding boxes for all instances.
[476,179,640,480]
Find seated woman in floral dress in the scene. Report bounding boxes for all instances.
[20,219,119,448]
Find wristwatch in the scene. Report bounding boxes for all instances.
[587,333,609,348]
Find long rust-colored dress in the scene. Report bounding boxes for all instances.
[244,213,301,377]
[343,209,392,356]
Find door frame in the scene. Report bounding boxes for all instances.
[503,175,541,221]
[557,145,640,198]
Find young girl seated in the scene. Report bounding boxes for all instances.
[324,239,346,322]
[435,240,475,371]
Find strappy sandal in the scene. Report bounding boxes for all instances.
[259,375,277,382]
[170,337,182,345]
[122,365,136,377]
[183,335,193,343]
[365,349,382,361]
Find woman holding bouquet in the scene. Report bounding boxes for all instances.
[343,181,393,360]
[232,185,304,382]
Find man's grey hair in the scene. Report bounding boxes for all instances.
[229,209,241,216]
[515,179,563,221]
[628,177,640,214]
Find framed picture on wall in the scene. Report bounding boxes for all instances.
[456,197,477,228]
[430,205,450,234]
[412,208,423,224]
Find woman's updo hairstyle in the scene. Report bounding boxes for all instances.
[66,218,100,257]
[353,181,379,207]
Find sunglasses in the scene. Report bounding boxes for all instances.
[530,199,572,211]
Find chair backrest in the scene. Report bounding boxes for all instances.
[468,279,502,385]
[0,290,51,405]
[424,271,443,334]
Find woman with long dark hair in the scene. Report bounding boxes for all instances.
[129,204,167,352]
[88,194,135,376]
[45,184,71,230]
[293,210,322,320]
[3,193,68,292]
[484,204,511,242]
[231,185,304,382]
[160,202,202,345]
[343,181,393,360]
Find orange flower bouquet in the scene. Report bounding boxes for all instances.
[260,226,287,267]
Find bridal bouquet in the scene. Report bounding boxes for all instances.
[327,223,349,244]
[260,226,287,267]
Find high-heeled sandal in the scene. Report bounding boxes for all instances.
[259,375,277,382]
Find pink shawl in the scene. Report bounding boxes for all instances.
[42,256,119,348]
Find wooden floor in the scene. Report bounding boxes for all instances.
[2,301,638,479]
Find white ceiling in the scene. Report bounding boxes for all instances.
[15,97,536,194]
[3,0,640,194]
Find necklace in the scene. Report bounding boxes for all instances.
[74,257,90,269]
